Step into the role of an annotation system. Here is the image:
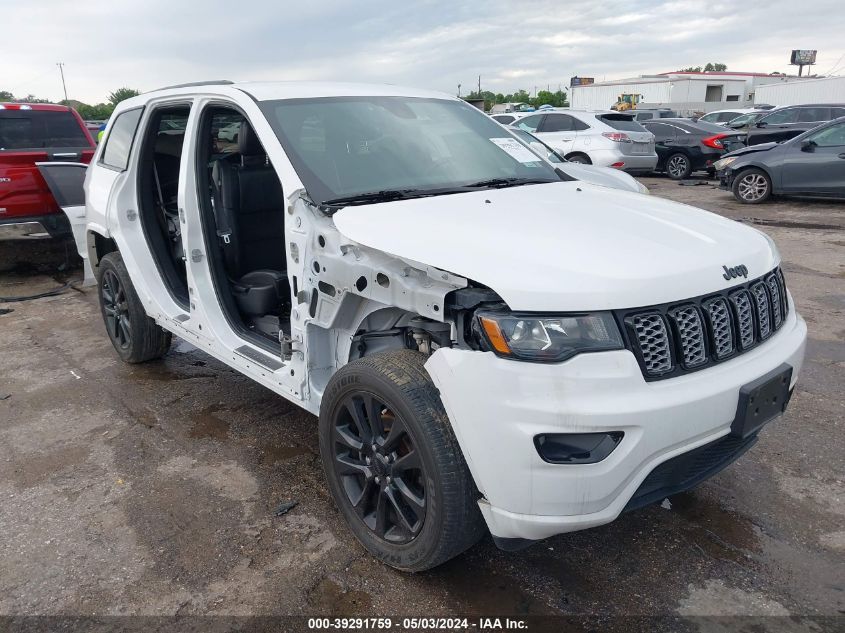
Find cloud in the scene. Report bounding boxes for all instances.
[2,0,843,103]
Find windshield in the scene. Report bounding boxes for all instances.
[596,114,647,132]
[259,96,560,206]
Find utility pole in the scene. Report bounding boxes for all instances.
[478,75,481,96]
[457,83,461,98]
[56,62,68,102]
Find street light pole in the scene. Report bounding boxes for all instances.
[56,63,68,102]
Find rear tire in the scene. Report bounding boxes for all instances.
[98,252,171,363]
[319,350,485,571]
[731,168,772,204]
[665,152,692,179]
[566,153,591,164]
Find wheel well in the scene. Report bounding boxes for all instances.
[564,151,591,163]
[733,164,773,185]
[87,231,117,281]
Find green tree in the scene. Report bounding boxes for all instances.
[0,90,14,101]
[108,87,140,106]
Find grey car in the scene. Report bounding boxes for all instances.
[716,116,845,203]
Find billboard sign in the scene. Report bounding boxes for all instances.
[570,76,595,87]
[790,50,817,65]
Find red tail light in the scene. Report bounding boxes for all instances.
[602,132,631,142]
[702,134,728,149]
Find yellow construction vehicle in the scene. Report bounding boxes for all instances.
[612,93,643,111]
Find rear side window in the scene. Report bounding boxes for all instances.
[540,114,574,132]
[596,114,647,132]
[492,115,515,124]
[0,109,90,151]
[762,108,798,125]
[798,107,830,123]
[101,108,143,170]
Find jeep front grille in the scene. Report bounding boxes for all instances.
[619,267,789,381]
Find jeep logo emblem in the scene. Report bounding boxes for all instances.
[722,264,748,280]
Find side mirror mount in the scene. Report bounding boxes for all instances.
[800,139,816,152]
[756,121,768,128]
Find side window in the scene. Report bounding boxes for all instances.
[832,107,845,118]
[718,112,738,122]
[540,114,573,132]
[798,107,830,123]
[638,113,654,121]
[492,115,515,125]
[100,108,143,170]
[762,108,798,125]
[571,117,590,131]
[514,114,544,133]
[806,122,845,147]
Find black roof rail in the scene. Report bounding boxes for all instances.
[155,80,234,91]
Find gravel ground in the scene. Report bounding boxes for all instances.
[0,177,843,629]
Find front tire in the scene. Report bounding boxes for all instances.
[732,168,772,204]
[319,350,485,571]
[665,152,692,179]
[98,252,171,363]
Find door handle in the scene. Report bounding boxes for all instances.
[838,153,845,159]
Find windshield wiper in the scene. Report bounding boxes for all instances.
[320,189,424,210]
[459,177,557,189]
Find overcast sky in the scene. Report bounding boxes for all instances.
[3,0,844,104]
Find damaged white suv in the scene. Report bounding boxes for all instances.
[40,81,807,571]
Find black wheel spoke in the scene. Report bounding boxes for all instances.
[393,449,421,472]
[385,485,420,534]
[335,453,369,477]
[118,318,131,345]
[334,425,364,451]
[393,476,425,512]
[351,479,374,518]
[381,415,407,453]
[373,490,389,536]
[344,397,371,443]
[365,395,386,443]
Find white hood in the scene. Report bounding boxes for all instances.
[333,181,778,312]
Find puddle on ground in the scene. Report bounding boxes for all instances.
[188,405,230,440]
[431,554,555,615]
[668,492,760,564]
[307,577,373,616]
[261,442,312,463]
[131,360,218,382]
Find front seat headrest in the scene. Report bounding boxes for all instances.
[238,122,264,156]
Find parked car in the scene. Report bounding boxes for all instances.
[0,102,95,240]
[716,116,845,203]
[642,118,746,179]
[489,113,518,125]
[39,81,806,571]
[507,127,650,194]
[512,109,657,173]
[741,104,845,145]
[698,108,762,125]
[627,108,678,121]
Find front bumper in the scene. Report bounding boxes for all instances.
[0,213,71,240]
[425,304,806,541]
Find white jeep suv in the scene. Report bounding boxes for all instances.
[39,81,806,571]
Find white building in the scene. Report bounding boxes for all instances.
[570,72,793,113]
[754,75,845,106]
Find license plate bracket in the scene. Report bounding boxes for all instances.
[731,363,793,438]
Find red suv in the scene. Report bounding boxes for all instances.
[0,103,95,240]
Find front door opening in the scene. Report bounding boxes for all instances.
[196,106,290,348]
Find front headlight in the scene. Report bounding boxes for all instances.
[476,311,624,362]
[713,156,738,171]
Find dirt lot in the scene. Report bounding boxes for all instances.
[1,177,843,628]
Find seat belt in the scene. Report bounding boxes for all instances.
[210,158,240,275]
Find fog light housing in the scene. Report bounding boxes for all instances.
[534,432,624,464]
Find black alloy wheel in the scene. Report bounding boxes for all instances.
[332,391,426,543]
[666,153,692,179]
[101,268,132,351]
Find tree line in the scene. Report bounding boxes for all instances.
[463,88,569,111]
[0,87,141,120]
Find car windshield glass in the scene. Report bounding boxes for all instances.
[260,96,560,206]
[726,112,762,127]
[595,114,646,132]
[0,110,90,150]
